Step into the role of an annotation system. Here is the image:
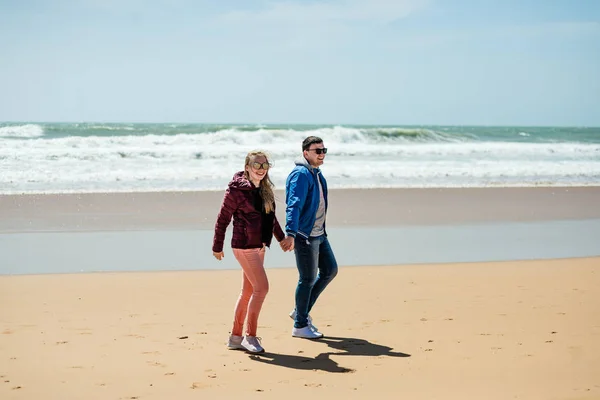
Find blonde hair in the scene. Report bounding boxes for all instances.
[244,150,275,214]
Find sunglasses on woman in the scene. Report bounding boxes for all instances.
[251,162,271,170]
[307,148,328,155]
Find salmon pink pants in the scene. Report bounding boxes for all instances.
[231,247,269,337]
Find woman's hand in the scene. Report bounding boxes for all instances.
[213,251,224,260]
[280,236,295,252]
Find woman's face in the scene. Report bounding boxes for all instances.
[246,155,269,184]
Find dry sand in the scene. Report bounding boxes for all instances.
[1,258,599,400]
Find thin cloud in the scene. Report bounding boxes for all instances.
[221,0,430,26]
[385,21,600,50]
[512,21,600,37]
[212,0,430,50]
[47,0,197,15]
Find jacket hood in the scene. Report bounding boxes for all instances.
[294,155,318,171]
[228,171,256,191]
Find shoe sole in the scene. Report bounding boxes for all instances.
[227,345,246,351]
[292,334,324,340]
[244,348,265,354]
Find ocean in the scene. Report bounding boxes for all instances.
[1,122,599,194]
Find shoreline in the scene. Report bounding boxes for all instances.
[2,182,600,195]
[1,186,599,233]
[2,186,599,275]
[3,254,596,278]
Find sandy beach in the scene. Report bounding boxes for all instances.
[1,259,599,400]
[1,187,600,399]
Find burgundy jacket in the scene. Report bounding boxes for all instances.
[212,171,285,253]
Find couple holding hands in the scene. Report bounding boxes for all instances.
[212,136,337,353]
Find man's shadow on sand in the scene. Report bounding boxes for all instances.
[249,336,411,373]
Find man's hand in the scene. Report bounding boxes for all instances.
[213,251,224,260]
[280,236,295,252]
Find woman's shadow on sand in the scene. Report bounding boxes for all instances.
[249,336,411,373]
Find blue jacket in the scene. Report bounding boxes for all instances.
[285,156,328,239]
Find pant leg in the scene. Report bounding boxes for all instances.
[233,247,269,336]
[231,269,252,337]
[293,236,319,328]
[307,236,338,314]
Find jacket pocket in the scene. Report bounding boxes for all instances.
[244,227,263,248]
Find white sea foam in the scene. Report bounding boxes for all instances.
[1,130,599,193]
[0,124,44,138]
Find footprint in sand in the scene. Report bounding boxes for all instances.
[125,334,145,339]
[191,382,209,389]
[146,361,166,367]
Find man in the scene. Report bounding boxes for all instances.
[281,136,338,339]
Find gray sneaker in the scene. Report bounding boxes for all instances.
[242,336,264,353]
[289,309,318,332]
[227,334,244,350]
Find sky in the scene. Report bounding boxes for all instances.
[0,0,599,126]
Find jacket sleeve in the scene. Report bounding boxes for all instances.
[285,169,308,237]
[272,213,285,242]
[212,187,239,253]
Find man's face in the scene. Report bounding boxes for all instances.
[303,142,326,168]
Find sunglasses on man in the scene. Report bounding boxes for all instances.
[250,162,271,170]
[306,148,328,155]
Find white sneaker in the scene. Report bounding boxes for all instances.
[289,309,318,332]
[292,326,324,339]
[227,334,244,350]
[242,336,265,353]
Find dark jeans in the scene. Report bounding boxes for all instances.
[293,235,338,328]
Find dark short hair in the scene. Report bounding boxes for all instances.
[302,136,323,151]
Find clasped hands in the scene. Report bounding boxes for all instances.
[279,235,295,252]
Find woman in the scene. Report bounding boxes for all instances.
[212,150,288,353]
